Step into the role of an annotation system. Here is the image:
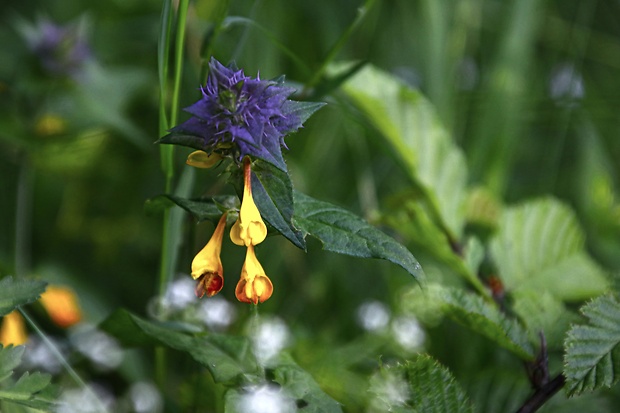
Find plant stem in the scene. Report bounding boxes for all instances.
[516,374,566,413]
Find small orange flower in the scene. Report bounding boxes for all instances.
[0,311,28,346]
[192,213,227,298]
[235,245,273,304]
[230,158,267,247]
[39,286,82,328]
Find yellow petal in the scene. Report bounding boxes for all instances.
[191,214,227,298]
[186,150,222,169]
[39,286,82,328]
[235,245,273,304]
[230,158,267,246]
[0,311,28,346]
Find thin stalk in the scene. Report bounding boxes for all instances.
[19,308,109,413]
[14,158,33,278]
[305,0,377,90]
[155,0,190,394]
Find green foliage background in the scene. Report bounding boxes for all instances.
[1,0,620,412]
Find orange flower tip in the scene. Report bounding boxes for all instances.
[40,286,82,328]
[195,273,224,298]
[186,150,222,169]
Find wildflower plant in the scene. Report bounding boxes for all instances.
[157,58,424,305]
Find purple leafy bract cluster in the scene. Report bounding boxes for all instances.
[169,58,308,171]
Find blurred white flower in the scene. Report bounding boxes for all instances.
[356,300,390,333]
[251,317,290,365]
[56,383,115,413]
[195,296,236,331]
[70,324,123,370]
[549,63,584,104]
[129,382,162,413]
[391,316,425,351]
[235,384,296,413]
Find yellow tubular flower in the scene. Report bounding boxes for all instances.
[235,244,273,304]
[0,311,28,346]
[230,158,267,247]
[192,213,227,298]
[186,150,222,169]
[39,286,82,328]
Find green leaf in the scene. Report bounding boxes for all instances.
[145,194,237,222]
[0,345,55,410]
[489,198,609,301]
[294,191,424,281]
[101,309,259,383]
[272,355,343,413]
[564,294,620,396]
[0,277,47,317]
[223,355,343,413]
[429,284,535,360]
[341,64,468,238]
[248,160,306,249]
[377,355,473,413]
[384,201,486,293]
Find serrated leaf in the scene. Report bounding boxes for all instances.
[294,191,424,281]
[0,345,55,410]
[564,294,620,396]
[429,284,535,360]
[0,277,47,317]
[341,64,468,238]
[396,355,473,413]
[100,309,259,383]
[490,198,609,301]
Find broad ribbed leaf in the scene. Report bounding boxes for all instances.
[341,64,468,238]
[0,345,54,410]
[0,277,47,317]
[430,284,535,360]
[101,309,259,383]
[294,191,424,281]
[490,198,609,301]
[391,355,473,413]
[564,295,620,396]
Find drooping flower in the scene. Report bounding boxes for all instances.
[164,58,318,172]
[230,158,267,247]
[192,213,227,298]
[39,285,82,328]
[0,310,28,346]
[235,245,273,304]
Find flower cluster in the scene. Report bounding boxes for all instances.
[191,158,273,304]
[166,58,308,172]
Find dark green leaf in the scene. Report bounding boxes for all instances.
[146,194,237,223]
[281,101,326,127]
[101,309,259,383]
[247,160,306,249]
[564,294,620,396]
[294,191,424,281]
[0,277,47,317]
[429,284,535,360]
